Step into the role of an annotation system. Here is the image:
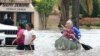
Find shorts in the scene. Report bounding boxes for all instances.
[24,45,35,50]
[16,45,24,50]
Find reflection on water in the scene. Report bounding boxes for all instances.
[0,47,100,56]
[0,47,34,56]
[0,29,100,56]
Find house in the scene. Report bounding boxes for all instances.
[0,0,40,30]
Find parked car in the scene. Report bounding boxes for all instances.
[0,24,18,46]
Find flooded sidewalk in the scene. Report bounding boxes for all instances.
[0,29,100,56]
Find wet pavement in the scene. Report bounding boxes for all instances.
[0,29,100,56]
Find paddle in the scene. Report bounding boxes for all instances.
[81,43,92,50]
[61,25,92,50]
[74,37,92,50]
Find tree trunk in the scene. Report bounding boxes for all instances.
[44,14,48,30]
[39,14,48,30]
[72,0,80,28]
[58,0,70,27]
[39,14,44,30]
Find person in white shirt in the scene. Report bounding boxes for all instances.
[24,23,36,50]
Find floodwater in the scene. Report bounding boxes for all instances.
[0,29,100,56]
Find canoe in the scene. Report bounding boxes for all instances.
[55,36,81,50]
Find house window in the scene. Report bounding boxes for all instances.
[16,12,31,26]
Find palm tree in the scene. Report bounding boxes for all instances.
[11,0,15,3]
[58,0,70,27]
[72,0,94,28]
[59,0,93,28]
[72,0,80,28]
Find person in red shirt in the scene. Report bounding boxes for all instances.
[63,23,75,39]
[62,20,76,40]
[12,23,25,50]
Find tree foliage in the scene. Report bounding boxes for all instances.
[33,0,58,29]
[80,0,93,16]
[34,0,58,14]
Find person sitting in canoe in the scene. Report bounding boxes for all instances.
[55,19,81,50]
[62,23,76,41]
[61,19,81,40]
[72,25,81,40]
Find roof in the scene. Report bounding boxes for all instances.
[0,3,35,12]
[0,0,32,3]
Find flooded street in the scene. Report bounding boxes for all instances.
[0,29,100,56]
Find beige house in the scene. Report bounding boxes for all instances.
[0,0,40,30]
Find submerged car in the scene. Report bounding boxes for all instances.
[0,24,18,46]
